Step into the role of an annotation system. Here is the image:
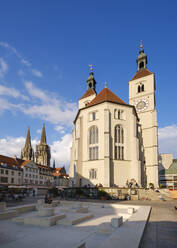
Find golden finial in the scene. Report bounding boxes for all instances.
[89,64,93,72]
[140,40,143,50]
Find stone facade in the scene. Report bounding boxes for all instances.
[69,44,159,188]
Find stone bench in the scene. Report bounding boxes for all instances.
[39,208,54,217]
[0,202,6,212]
[0,210,17,220]
[25,213,66,227]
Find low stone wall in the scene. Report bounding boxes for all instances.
[101,187,172,201]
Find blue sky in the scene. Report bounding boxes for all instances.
[0,0,177,169]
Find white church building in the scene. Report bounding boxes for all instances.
[69,44,159,188]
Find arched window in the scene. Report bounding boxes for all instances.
[89,126,98,160]
[115,125,124,160]
[141,84,144,92]
[118,110,121,119]
[139,61,144,69]
[138,85,141,93]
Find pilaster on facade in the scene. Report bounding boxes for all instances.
[104,109,110,187]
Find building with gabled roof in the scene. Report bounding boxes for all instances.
[69,43,159,188]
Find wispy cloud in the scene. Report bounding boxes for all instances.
[0,57,8,78]
[0,42,31,67]
[25,81,48,101]
[23,81,77,126]
[0,84,28,100]
[0,42,42,78]
[32,69,43,78]
[55,125,65,134]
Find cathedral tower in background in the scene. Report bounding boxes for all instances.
[35,124,51,167]
[21,127,34,161]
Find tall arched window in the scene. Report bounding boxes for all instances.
[115,125,124,160]
[139,61,144,69]
[137,84,145,93]
[141,84,144,92]
[89,126,98,160]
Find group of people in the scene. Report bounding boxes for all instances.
[126,179,139,188]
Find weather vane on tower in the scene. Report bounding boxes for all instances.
[89,64,93,73]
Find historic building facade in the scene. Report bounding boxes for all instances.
[21,124,51,167]
[69,44,159,188]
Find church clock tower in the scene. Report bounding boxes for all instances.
[129,42,159,187]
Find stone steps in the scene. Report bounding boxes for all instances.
[56,213,94,225]
[13,213,66,227]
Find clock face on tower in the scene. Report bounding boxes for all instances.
[135,99,149,112]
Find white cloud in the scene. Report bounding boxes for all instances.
[0,81,76,126]
[0,42,31,67]
[0,42,42,77]
[0,136,38,158]
[25,81,48,101]
[0,98,19,114]
[55,125,65,134]
[32,69,43,77]
[158,124,177,157]
[0,84,28,100]
[23,81,77,126]
[0,57,8,78]
[21,59,31,67]
[51,134,72,170]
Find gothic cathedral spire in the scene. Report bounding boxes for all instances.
[40,123,47,144]
[21,127,34,161]
[35,124,51,167]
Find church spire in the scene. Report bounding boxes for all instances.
[40,123,47,144]
[136,41,147,71]
[21,127,34,161]
[87,64,96,90]
[25,127,32,147]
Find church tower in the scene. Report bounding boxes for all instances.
[35,124,51,167]
[21,127,34,161]
[129,42,159,187]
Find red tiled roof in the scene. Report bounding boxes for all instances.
[53,167,66,177]
[0,154,53,171]
[79,88,96,100]
[0,155,24,168]
[20,160,31,167]
[130,68,153,81]
[87,87,126,107]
